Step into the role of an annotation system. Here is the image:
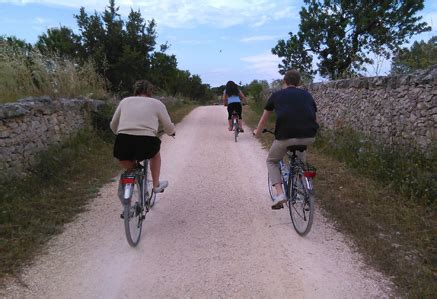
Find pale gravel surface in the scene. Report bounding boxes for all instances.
[3,106,394,298]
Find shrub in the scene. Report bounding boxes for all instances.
[314,127,436,206]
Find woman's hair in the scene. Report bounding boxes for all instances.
[225,81,239,97]
[133,80,153,96]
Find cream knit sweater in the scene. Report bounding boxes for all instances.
[110,96,175,137]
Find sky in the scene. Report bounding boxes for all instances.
[1,0,436,87]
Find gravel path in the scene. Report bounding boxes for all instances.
[3,106,393,298]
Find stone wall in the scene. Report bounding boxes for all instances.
[309,67,437,151]
[0,97,103,178]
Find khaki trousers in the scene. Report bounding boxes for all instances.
[267,137,315,185]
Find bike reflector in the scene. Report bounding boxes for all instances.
[121,177,135,184]
[304,171,316,178]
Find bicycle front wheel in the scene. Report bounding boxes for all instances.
[289,175,314,236]
[267,173,275,201]
[124,180,143,247]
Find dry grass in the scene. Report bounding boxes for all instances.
[0,47,108,103]
[244,103,437,297]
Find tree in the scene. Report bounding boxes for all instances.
[246,80,269,102]
[391,36,437,74]
[73,0,157,91]
[149,50,178,92]
[36,26,81,58]
[272,0,431,80]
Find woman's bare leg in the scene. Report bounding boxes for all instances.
[150,152,161,188]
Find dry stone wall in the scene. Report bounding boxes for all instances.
[0,97,103,179]
[309,67,437,152]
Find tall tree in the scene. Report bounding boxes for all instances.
[36,26,81,58]
[74,1,157,91]
[272,0,431,80]
[391,36,437,74]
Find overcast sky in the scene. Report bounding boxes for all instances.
[1,0,436,87]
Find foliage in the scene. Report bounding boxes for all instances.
[0,38,107,103]
[31,0,213,102]
[36,26,82,58]
[272,0,431,80]
[73,1,156,91]
[314,127,436,206]
[391,36,437,74]
[246,80,269,103]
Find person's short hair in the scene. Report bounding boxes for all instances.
[133,80,153,96]
[284,70,301,86]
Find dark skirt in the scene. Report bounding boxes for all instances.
[113,134,161,161]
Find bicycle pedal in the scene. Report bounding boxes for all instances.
[271,204,284,210]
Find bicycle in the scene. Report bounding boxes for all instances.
[231,110,240,142]
[118,160,156,247]
[263,129,317,236]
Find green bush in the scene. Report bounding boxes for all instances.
[314,127,436,206]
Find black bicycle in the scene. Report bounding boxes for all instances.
[263,129,316,236]
[118,160,156,247]
[231,110,240,142]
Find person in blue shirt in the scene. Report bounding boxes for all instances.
[222,80,247,132]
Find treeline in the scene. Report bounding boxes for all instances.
[1,0,214,103]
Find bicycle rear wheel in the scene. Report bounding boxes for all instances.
[123,179,143,247]
[288,174,314,236]
[234,120,239,142]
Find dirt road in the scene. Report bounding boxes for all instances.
[4,106,393,298]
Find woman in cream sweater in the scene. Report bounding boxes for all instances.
[110,80,175,193]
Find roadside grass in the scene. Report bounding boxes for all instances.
[0,129,118,283]
[0,46,108,103]
[0,102,196,284]
[244,103,437,297]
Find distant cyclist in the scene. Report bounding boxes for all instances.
[110,79,175,193]
[222,80,248,132]
[253,70,319,208]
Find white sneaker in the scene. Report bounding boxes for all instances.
[272,193,287,208]
[153,181,168,193]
